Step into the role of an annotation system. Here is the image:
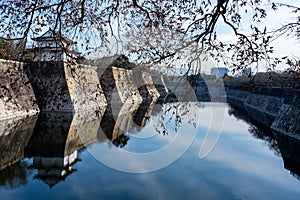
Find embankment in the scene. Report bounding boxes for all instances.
[0,59,39,119]
[225,73,300,140]
[25,61,107,112]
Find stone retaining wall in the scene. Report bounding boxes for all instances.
[2,60,166,118]
[226,87,299,139]
[64,63,107,112]
[226,89,249,107]
[271,104,300,140]
[244,93,284,126]
[25,61,73,112]
[26,61,107,112]
[141,70,161,99]
[99,66,164,105]
[0,59,39,119]
[149,73,168,102]
[112,67,143,104]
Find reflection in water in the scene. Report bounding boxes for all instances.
[24,108,107,188]
[25,112,74,158]
[133,98,157,128]
[0,161,32,189]
[0,97,168,187]
[99,92,162,145]
[0,99,300,197]
[99,102,143,144]
[0,115,38,170]
[274,133,300,180]
[228,104,280,156]
[0,115,37,189]
[70,108,106,148]
[248,125,281,157]
[228,103,300,178]
[0,96,199,188]
[24,112,77,188]
[153,101,199,135]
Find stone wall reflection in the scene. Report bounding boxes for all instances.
[23,108,108,188]
[99,96,162,146]
[0,115,37,189]
[228,104,300,178]
[0,94,165,188]
[0,115,38,170]
[1,95,299,188]
[274,133,300,180]
[24,112,76,188]
[228,105,280,155]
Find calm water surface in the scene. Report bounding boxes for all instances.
[0,102,300,199]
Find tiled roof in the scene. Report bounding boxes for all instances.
[32,29,74,44]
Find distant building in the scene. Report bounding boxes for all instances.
[30,29,79,62]
[211,67,229,77]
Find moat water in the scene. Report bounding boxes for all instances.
[0,102,300,199]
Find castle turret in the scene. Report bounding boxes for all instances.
[30,29,79,62]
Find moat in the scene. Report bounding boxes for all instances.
[1,101,300,200]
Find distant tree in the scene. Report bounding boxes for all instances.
[0,38,4,49]
[0,37,14,59]
[112,134,130,148]
[0,0,299,71]
[0,37,26,60]
[0,161,32,189]
[111,54,136,69]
